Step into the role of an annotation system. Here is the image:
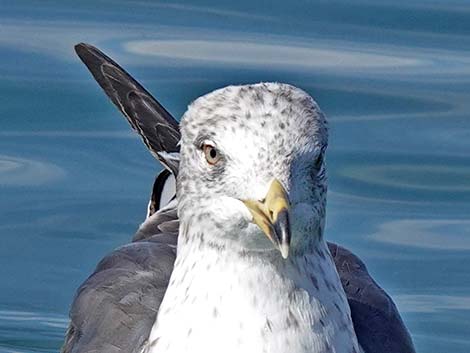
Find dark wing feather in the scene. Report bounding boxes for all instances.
[61,235,176,353]
[146,169,177,218]
[328,243,416,353]
[74,43,181,174]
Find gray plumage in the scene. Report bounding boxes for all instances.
[62,43,415,353]
[328,243,415,352]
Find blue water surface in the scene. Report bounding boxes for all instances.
[1,1,469,352]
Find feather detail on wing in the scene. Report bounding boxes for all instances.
[328,243,416,353]
[61,236,176,353]
[74,43,180,175]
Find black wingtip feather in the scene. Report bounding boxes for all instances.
[73,42,181,169]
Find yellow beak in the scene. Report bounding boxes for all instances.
[242,179,291,259]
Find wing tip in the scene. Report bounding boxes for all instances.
[74,42,89,53]
[74,42,96,61]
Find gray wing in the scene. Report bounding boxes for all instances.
[61,231,178,353]
[62,173,179,353]
[328,243,416,353]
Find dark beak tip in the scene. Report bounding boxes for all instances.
[272,208,291,258]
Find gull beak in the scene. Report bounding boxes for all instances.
[242,179,291,259]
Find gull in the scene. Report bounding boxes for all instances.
[62,43,416,353]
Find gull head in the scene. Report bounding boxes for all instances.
[177,83,328,258]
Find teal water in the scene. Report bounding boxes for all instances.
[1,1,470,352]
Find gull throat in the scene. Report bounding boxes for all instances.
[144,226,360,353]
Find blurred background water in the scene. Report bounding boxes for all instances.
[1,0,470,352]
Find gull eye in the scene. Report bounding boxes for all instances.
[203,144,221,165]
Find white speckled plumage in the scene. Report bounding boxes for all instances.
[143,83,360,353]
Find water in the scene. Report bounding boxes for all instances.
[1,1,469,352]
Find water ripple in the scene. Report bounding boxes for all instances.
[124,39,421,70]
[341,163,470,192]
[0,155,65,186]
[2,19,470,82]
[394,294,470,313]
[0,310,67,353]
[369,219,470,250]
[0,310,68,328]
